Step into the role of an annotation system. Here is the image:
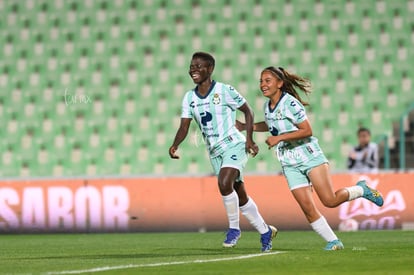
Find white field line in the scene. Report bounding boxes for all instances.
[45,251,285,275]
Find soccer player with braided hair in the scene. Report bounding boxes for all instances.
[169,53,277,252]
[237,66,384,250]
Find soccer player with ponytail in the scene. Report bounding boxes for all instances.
[237,66,384,250]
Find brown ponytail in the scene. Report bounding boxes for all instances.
[263,66,312,106]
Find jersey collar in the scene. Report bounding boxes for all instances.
[268,91,286,112]
[194,80,216,99]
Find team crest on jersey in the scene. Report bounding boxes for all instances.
[212,93,220,105]
[275,109,283,120]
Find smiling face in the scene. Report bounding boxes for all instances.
[260,70,284,98]
[188,57,213,85]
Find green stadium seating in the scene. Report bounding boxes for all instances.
[0,0,413,177]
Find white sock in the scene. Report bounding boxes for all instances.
[345,186,364,201]
[240,197,269,234]
[310,216,338,242]
[222,191,240,230]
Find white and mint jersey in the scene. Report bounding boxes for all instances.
[264,92,324,166]
[181,81,246,157]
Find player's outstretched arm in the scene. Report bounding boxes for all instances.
[238,103,259,157]
[254,122,269,132]
[236,120,268,132]
[169,118,192,159]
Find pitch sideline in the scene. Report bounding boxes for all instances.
[45,251,285,275]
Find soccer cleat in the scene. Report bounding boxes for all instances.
[260,225,278,252]
[324,239,344,251]
[357,180,384,207]
[223,228,241,248]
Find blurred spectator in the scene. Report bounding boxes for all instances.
[347,127,379,173]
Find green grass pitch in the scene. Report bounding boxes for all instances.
[1,230,413,274]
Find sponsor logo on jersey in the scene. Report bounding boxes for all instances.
[234,94,243,103]
[269,126,279,136]
[200,111,213,126]
[306,145,314,154]
[190,101,210,108]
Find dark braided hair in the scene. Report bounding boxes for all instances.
[262,66,312,106]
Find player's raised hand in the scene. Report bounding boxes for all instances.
[235,120,246,131]
[246,139,259,157]
[169,145,180,159]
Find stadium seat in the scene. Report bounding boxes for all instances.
[0,0,412,177]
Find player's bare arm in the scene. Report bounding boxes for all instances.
[238,103,259,157]
[253,121,269,132]
[169,118,192,159]
[266,119,313,148]
[236,120,268,132]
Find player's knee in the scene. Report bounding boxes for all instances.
[321,198,337,208]
[218,180,233,195]
[218,169,238,195]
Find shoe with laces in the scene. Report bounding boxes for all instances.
[324,239,344,250]
[260,225,278,252]
[357,180,384,206]
[223,228,241,248]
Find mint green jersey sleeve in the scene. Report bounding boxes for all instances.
[224,85,246,110]
[284,97,307,124]
[181,91,193,118]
